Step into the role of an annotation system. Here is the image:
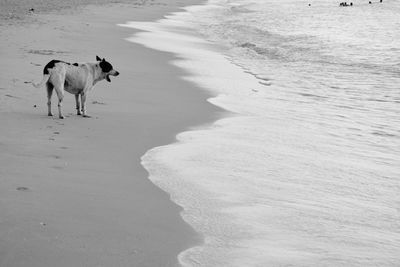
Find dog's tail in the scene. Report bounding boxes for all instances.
[28,74,50,88]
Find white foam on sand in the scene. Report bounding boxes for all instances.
[119,3,400,267]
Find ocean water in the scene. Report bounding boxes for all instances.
[120,0,400,266]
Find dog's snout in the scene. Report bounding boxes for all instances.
[115,71,120,76]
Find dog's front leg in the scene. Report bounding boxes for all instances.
[81,93,90,118]
[75,94,82,115]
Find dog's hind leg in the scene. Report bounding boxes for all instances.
[52,82,65,119]
[50,74,66,119]
[46,83,54,116]
[56,91,65,119]
[75,94,82,115]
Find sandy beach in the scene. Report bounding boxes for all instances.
[2,0,400,266]
[0,0,220,266]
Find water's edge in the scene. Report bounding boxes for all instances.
[119,3,264,266]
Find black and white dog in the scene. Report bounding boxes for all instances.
[31,56,119,118]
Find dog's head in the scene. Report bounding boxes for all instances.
[96,56,119,82]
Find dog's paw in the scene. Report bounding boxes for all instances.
[59,115,65,119]
[82,114,91,118]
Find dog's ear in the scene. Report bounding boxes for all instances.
[102,58,106,62]
[96,56,101,61]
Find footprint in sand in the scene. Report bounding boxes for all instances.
[16,186,30,192]
[27,49,69,56]
[60,146,68,150]
[5,94,21,99]
[48,131,60,141]
[52,165,64,170]
[92,100,106,105]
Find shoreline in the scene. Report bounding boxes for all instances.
[0,1,221,266]
[121,5,268,265]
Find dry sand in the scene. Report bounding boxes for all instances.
[0,0,220,266]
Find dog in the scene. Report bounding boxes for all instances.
[30,56,119,119]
